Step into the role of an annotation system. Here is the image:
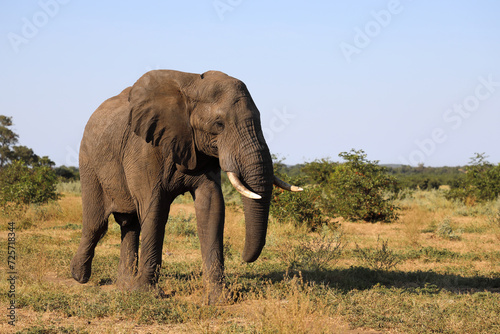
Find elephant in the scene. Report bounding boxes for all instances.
[70,69,302,304]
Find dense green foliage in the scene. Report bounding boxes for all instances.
[54,165,80,181]
[445,153,500,203]
[271,150,399,227]
[0,115,59,206]
[271,184,331,232]
[0,159,59,206]
[388,164,463,190]
[318,150,399,222]
[0,115,50,168]
[272,151,500,226]
[270,156,331,231]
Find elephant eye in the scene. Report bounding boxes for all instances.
[214,121,224,132]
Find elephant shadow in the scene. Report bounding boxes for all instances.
[243,267,500,295]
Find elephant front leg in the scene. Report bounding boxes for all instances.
[114,212,140,290]
[193,180,225,305]
[134,205,169,292]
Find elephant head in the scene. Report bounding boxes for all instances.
[127,70,300,262]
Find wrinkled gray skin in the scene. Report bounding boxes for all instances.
[70,70,277,304]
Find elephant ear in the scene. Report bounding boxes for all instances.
[128,71,197,170]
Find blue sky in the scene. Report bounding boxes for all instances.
[1,0,499,167]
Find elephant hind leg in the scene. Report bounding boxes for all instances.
[114,212,140,290]
[71,174,109,284]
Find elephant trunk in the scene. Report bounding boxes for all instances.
[237,132,274,263]
[240,193,272,262]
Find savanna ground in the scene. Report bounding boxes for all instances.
[1,185,500,333]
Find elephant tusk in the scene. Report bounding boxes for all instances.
[273,176,303,192]
[227,172,262,200]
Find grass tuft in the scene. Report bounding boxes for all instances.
[354,237,401,271]
[436,217,462,240]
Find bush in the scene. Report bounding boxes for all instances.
[270,155,333,232]
[301,158,336,185]
[280,233,345,271]
[446,153,500,204]
[323,150,399,223]
[272,150,399,225]
[0,160,59,206]
[271,184,333,232]
[354,238,401,271]
[436,217,462,241]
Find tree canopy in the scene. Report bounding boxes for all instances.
[0,115,58,206]
[0,115,55,168]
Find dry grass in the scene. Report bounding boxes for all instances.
[1,190,499,333]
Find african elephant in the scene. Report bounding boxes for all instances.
[70,70,301,304]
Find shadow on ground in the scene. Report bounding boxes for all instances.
[250,266,500,294]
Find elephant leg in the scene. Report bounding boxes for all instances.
[114,212,140,290]
[134,202,169,291]
[71,177,109,283]
[193,178,225,305]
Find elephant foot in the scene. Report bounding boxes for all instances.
[205,283,230,306]
[129,273,159,292]
[70,254,92,284]
[115,275,136,291]
[116,264,138,290]
[129,279,173,299]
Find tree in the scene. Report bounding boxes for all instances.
[0,116,18,167]
[54,165,80,181]
[0,115,58,206]
[0,115,54,168]
[10,145,40,166]
[446,153,500,203]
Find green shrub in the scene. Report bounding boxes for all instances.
[272,150,399,226]
[270,155,333,232]
[270,184,333,232]
[301,158,337,184]
[0,160,59,205]
[436,217,462,240]
[446,153,500,204]
[280,233,345,271]
[324,150,399,222]
[354,238,401,271]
